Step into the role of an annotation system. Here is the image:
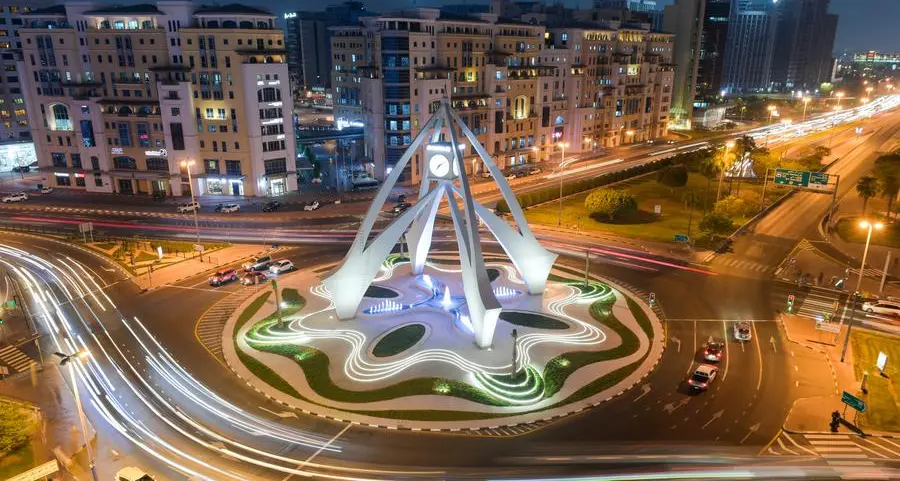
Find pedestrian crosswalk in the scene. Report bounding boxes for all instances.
[767,432,900,466]
[465,419,553,437]
[0,344,36,373]
[713,256,775,274]
[849,267,885,278]
[772,282,848,322]
[195,288,264,362]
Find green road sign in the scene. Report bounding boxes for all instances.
[674,234,690,243]
[774,168,830,191]
[4,300,15,309]
[841,390,867,412]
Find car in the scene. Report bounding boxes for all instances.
[115,466,155,481]
[396,194,408,204]
[304,200,320,211]
[505,173,518,181]
[666,139,677,144]
[310,177,323,184]
[391,202,410,214]
[733,321,752,342]
[177,201,200,213]
[241,270,268,286]
[269,259,295,274]
[862,300,900,317]
[2,192,28,203]
[687,364,718,390]
[703,341,724,362]
[40,187,53,194]
[529,167,542,175]
[481,171,493,179]
[220,203,240,213]
[11,166,29,173]
[262,200,282,212]
[208,268,238,286]
[242,255,272,272]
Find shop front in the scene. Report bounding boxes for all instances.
[108,170,171,195]
[199,176,245,196]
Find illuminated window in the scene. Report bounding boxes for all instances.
[51,104,72,130]
[512,95,529,120]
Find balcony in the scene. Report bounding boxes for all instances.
[61,79,102,87]
[112,77,147,85]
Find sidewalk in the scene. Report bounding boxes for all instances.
[133,244,273,290]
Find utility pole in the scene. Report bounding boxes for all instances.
[273,277,284,329]
[840,293,857,363]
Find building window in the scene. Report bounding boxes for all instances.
[117,122,131,146]
[94,173,103,187]
[263,158,287,175]
[50,104,72,131]
[55,173,71,186]
[80,120,95,147]
[71,153,82,169]
[204,159,219,174]
[51,152,66,167]
[113,156,137,169]
[170,122,184,150]
[90,156,99,170]
[225,160,241,176]
[145,157,168,171]
[137,122,150,147]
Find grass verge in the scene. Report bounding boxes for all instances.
[836,217,900,249]
[372,324,426,358]
[500,311,568,330]
[849,329,900,431]
[0,443,35,479]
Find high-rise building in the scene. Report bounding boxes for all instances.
[696,0,730,99]
[284,2,369,94]
[0,1,53,142]
[19,1,296,196]
[770,0,837,92]
[593,0,664,31]
[721,0,778,93]
[662,0,705,127]
[331,7,673,184]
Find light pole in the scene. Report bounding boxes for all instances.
[866,86,874,101]
[625,129,635,144]
[716,141,735,203]
[835,91,844,108]
[531,145,540,165]
[179,160,200,245]
[54,350,98,481]
[557,141,569,227]
[802,97,811,121]
[767,105,777,124]
[841,220,883,362]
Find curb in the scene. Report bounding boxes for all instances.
[135,246,287,292]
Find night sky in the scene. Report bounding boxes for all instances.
[258,0,900,54]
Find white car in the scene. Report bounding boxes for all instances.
[269,259,295,274]
[2,192,28,203]
[177,201,200,213]
[220,203,240,213]
[733,321,752,342]
[303,200,320,211]
[863,300,900,318]
[115,466,155,481]
[687,364,718,391]
[310,177,323,184]
[40,187,53,194]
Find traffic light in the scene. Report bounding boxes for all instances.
[830,411,841,432]
[649,292,656,305]
[787,294,795,312]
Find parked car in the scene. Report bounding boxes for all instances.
[2,192,28,203]
[529,167,542,175]
[481,171,493,179]
[177,201,200,213]
[862,300,900,317]
[269,259,295,274]
[310,177,323,184]
[391,202,410,215]
[262,200,282,212]
[242,255,272,272]
[241,270,268,286]
[115,466,155,481]
[208,268,238,286]
[304,200,320,211]
[220,203,240,213]
[40,187,54,194]
[687,364,718,391]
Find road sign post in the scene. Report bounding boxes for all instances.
[841,390,867,413]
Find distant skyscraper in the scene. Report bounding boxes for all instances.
[696,0,730,99]
[770,0,837,92]
[721,0,778,93]
[594,0,663,30]
[663,0,706,126]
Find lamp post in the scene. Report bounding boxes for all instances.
[841,220,883,362]
[767,105,777,124]
[835,91,844,108]
[557,141,569,227]
[54,350,98,481]
[802,97,811,121]
[866,86,874,101]
[716,141,735,203]
[179,160,200,245]
[625,129,635,144]
[532,145,540,165]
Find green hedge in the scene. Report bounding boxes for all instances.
[496,155,681,213]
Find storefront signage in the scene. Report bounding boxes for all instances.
[111,147,124,154]
[145,149,168,157]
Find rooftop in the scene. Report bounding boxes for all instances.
[194,4,274,16]
[83,4,163,16]
[25,5,66,16]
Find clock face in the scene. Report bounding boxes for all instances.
[429,154,451,178]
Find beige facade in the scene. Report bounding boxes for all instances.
[330,8,672,185]
[18,1,296,197]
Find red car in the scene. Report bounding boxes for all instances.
[208,268,238,286]
[240,270,268,286]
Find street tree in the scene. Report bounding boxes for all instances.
[584,189,637,221]
[657,165,688,192]
[874,153,900,219]
[699,212,734,240]
[856,175,879,216]
[0,402,35,453]
[682,188,704,236]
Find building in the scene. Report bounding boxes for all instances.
[331,7,673,184]
[720,0,778,93]
[662,0,705,128]
[696,0,730,99]
[846,51,900,79]
[18,1,296,197]
[592,0,663,31]
[284,2,369,94]
[770,0,837,92]
[0,1,53,142]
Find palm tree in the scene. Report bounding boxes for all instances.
[682,188,704,237]
[856,175,879,216]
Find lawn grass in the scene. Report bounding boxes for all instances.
[500,311,568,330]
[134,251,158,263]
[94,242,118,251]
[835,217,900,249]
[849,329,900,432]
[0,443,35,479]
[372,324,426,357]
[524,172,788,245]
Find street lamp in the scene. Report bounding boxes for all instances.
[841,220,884,362]
[179,159,201,245]
[802,97,811,121]
[625,129,635,143]
[767,105,777,124]
[54,350,98,481]
[531,145,540,164]
[557,142,569,227]
[716,141,735,203]
[866,86,874,99]
[836,91,845,108]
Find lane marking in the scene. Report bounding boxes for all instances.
[687,320,696,375]
[281,423,353,481]
[776,437,799,455]
[752,322,764,391]
[783,433,818,456]
[722,321,730,381]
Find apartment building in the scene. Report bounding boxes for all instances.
[0,1,52,142]
[18,1,296,197]
[330,8,672,184]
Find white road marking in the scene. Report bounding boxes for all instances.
[777,437,799,455]
[669,336,681,352]
[825,460,877,467]
[752,322,764,391]
[687,320,696,375]
[281,423,352,481]
[634,383,651,401]
[722,321,730,381]
[784,433,818,456]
